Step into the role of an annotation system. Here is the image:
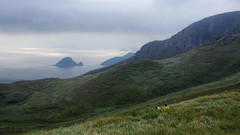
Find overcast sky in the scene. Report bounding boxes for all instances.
[0,0,240,66]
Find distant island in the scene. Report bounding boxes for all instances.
[101,52,135,66]
[55,57,84,68]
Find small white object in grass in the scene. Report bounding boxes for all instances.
[156,107,160,109]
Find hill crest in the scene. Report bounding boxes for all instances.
[133,11,240,60]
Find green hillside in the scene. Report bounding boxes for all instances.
[85,11,240,76]
[1,35,240,132]
[72,35,240,108]
[27,87,240,135]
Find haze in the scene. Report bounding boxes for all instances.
[0,0,240,82]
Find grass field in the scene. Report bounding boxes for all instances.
[26,87,240,135]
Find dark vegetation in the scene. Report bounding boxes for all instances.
[79,35,240,107]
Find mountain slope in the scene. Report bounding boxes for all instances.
[101,52,135,66]
[84,11,240,76]
[27,88,240,135]
[1,35,240,131]
[133,11,240,60]
[77,35,240,107]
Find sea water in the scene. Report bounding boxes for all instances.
[0,65,102,83]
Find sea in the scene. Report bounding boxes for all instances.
[0,65,103,83]
[0,49,130,83]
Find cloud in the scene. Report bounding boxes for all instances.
[153,0,240,15]
[0,0,239,34]
[0,0,163,33]
[150,0,240,31]
[0,0,240,53]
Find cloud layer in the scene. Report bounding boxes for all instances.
[0,0,239,34]
[0,0,240,55]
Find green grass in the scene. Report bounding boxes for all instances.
[77,35,240,107]
[26,88,240,135]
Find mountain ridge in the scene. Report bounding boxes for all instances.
[101,52,135,66]
[133,11,240,60]
[83,11,240,75]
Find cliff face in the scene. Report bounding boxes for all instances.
[134,11,240,60]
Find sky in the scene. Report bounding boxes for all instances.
[0,0,240,67]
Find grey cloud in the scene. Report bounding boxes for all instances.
[0,0,167,33]
[152,0,240,28]
[0,0,240,34]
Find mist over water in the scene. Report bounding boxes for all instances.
[0,49,128,83]
[0,65,102,83]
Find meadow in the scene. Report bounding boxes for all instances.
[27,88,240,135]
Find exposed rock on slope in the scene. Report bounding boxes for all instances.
[133,11,240,60]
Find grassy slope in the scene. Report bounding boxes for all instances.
[73,35,240,109]
[27,87,240,135]
[1,35,240,130]
[0,75,98,126]
[2,70,240,134]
